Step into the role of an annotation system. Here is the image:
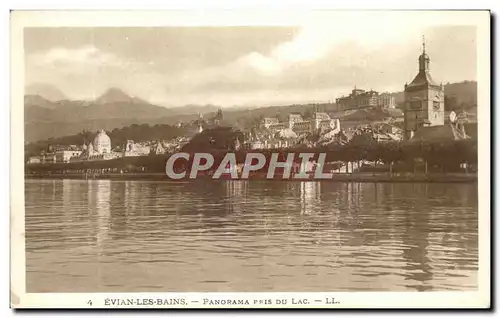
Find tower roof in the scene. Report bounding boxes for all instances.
[405,36,440,91]
[406,71,439,90]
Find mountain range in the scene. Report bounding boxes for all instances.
[25,83,68,102]
[24,87,226,142]
[24,81,478,143]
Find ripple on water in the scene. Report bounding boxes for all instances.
[25,180,478,292]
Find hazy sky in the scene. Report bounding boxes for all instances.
[24,17,477,107]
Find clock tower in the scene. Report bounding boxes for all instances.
[403,37,445,140]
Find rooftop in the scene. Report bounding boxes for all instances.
[405,70,440,91]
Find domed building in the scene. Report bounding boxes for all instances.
[69,129,120,162]
[93,129,112,154]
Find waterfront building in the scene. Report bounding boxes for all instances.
[27,156,41,164]
[42,153,56,164]
[93,129,112,154]
[403,38,445,140]
[67,129,119,162]
[55,150,83,163]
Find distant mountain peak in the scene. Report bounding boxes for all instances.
[24,94,56,109]
[96,87,146,105]
[25,83,68,102]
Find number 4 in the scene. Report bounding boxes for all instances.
[87,300,93,306]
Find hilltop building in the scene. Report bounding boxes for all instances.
[403,38,445,140]
[336,88,396,110]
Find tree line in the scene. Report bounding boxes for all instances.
[26,137,477,175]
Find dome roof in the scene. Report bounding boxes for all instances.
[93,129,111,145]
[419,52,430,60]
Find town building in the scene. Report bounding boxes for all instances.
[403,39,445,140]
[411,111,473,142]
[152,141,166,155]
[268,122,288,133]
[123,140,151,157]
[258,112,341,145]
[292,121,313,135]
[288,114,304,129]
[261,117,280,129]
[314,112,341,134]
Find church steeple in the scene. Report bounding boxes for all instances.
[419,35,430,72]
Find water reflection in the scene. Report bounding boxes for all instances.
[25,179,478,292]
[94,180,111,251]
[300,182,321,215]
[225,180,247,215]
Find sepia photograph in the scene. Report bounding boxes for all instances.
[10,10,490,309]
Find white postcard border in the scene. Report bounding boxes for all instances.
[10,10,491,309]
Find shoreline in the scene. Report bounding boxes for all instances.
[25,172,478,183]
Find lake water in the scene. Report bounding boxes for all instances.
[24,179,478,292]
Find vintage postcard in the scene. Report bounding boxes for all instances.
[10,10,490,309]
